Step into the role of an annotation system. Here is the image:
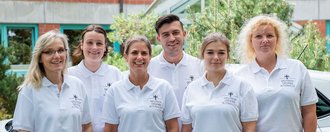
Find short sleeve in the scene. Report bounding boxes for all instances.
[81,85,92,124]
[163,83,181,121]
[13,87,34,131]
[240,82,258,122]
[300,65,318,106]
[102,86,119,124]
[180,86,192,124]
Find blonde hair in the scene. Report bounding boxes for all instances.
[237,14,290,63]
[20,30,69,89]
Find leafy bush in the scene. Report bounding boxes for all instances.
[0,45,24,119]
[7,40,31,64]
[290,22,330,71]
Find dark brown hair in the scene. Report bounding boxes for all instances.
[155,14,184,34]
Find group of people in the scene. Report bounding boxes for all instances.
[12,13,317,132]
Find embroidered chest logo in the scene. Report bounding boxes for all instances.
[223,92,238,106]
[103,83,112,96]
[70,94,82,109]
[148,94,162,110]
[280,74,296,87]
[185,75,195,89]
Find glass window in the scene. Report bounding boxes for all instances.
[316,89,330,119]
[7,28,33,64]
[63,29,84,58]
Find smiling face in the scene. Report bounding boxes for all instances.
[124,41,151,74]
[203,41,228,73]
[81,31,106,63]
[40,38,67,76]
[156,21,186,57]
[251,24,278,58]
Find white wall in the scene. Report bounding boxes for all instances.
[0,1,149,24]
[288,0,330,20]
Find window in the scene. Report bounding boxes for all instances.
[1,24,38,65]
[316,89,330,119]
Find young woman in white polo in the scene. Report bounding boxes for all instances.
[181,33,258,132]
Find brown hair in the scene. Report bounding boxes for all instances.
[155,14,184,34]
[124,35,152,56]
[200,32,230,59]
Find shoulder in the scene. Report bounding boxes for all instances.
[67,65,80,74]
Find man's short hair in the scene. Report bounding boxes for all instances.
[155,14,184,34]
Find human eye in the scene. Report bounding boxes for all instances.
[172,31,180,36]
[96,42,104,46]
[162,33,169,38]
[57,48,66,54]
[43,50,53,55]
[206,51,214,55]
[141,51,149,56]
[130,51,138,55]
[267,34,274,38]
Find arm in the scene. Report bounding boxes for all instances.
[181,124,192,132]
[104,123,118,132]
[242,121,256,132]
[165,118,179,132]
[302,104,317,132]
[82,122,92,132]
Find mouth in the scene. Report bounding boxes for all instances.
[51,60,63,64]
[134,61,145,65]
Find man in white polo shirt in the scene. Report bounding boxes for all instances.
[148,14,203,109]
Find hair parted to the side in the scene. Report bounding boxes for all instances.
[200,32,230,59]
[236,14,290,63]
[19,29,69,89]
[155,14,184,34]
[72,24,110,65]
[124,35,152,56]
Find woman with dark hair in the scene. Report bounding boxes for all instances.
[103,35,180,132]
[68,25,122,132]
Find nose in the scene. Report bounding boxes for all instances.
[169,34,175,41]
[261,37,269,43]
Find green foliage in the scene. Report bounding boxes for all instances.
[0,45,24,119]
[108,13,159,45]
[7,40,31,64]
[290,22,330,71]
[186,0,293,63]
[105,52,128,71]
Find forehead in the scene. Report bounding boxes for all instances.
[44,38,65,49]
[253,24,276,33]
[128,41,148,51]
[158,21,183,33]
[84,31,105,39]
[205,41,227,50]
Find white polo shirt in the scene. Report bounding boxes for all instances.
[181,71,258,132]
[13,75,91,132]
[68,60,122,132]
[148,51,203,108]
[102,75,181,132]
[235,57,318,132]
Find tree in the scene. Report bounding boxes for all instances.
[0,45,24,119]
[186,0,293,63]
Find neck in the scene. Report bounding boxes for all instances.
[255,54,277,73]
[129,72,149,89]
[84,60,102,72]
[163,51,183,65]
[45,72,63,92]
[206,70,226,87]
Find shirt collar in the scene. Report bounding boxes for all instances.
[77,60,106,77]
[250,56,287,73]
[124,74,155,91]
[159,51,189,67]
[200,70,233,88]
[42,74,69,88]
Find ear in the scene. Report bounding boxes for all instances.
[156,35,161,42]
[124,53,128,62]
[80,41,83,50]
[183,30,187,38]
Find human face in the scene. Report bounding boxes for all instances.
[124,41,151,74]
[157,21,186,57]
[203,41,228,73]
[40,38,67,75]
[251,24,277,57]
[81,31,106,63]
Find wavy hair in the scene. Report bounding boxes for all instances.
[20,29,69,89]
[237,14,290,63]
